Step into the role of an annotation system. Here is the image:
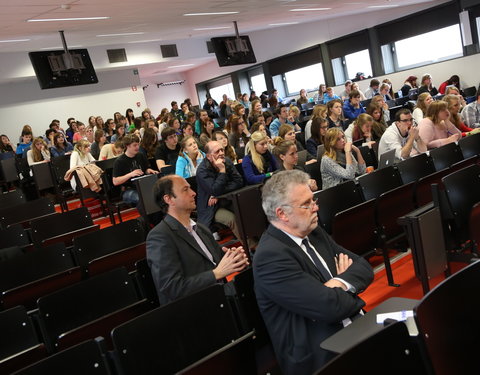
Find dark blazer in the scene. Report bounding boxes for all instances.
[253,224,374,375]
[195,157,244,229]
[146,214,224,305]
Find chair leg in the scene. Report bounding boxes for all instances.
[116,206,123,223]
[382,249,400,287]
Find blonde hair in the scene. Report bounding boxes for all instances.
[31,137,49,162]
[311,104,327,120]
[352,114,373,142]
[443,94,461,128]
[74,139,90,154]
[426,100,448,125]
[247,131,268,173]
[324,128,344,161]
[289,105,300,117]
[415,92,432,114]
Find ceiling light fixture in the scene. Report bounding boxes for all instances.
[367,4,399,8]
[268,22,299,26]
[127,39,163,44]
[184,12,239,16]
[193,26,231,31]
[27,17,110,22]
[0,39,30,43]
[96,32,145,37]
[289,8,331,11]
[40,45,82,50]
[168,64,194,68]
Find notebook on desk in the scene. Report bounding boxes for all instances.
[378,149,397,169]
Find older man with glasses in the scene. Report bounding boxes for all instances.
[253,170,373,375]
[377,108,427,162]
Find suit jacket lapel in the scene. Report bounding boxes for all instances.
[164,215,215,263]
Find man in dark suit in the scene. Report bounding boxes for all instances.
[146,175,248,305]
[253,170,374,375]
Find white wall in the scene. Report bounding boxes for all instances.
[0,69,145,140]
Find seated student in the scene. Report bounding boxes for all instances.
[305,104,327,141]
[195,109,219,135]
[16,130,33,156]
[377,109,427,163]
[99,139,124,160]
[90,129,107,160]
[418,73,438,96]
[168,117,182,136]
[326,99,346,130]
[438,74,460,95]
[155,127,181,170]
[65,119,77,144]
[103,118,116,142]
[287,105,302,132]
[139,128,159,159]
[339,80,352,101]
[323,87,341,104]
[351,82,366,101]
[460,87,480,128]
[242,131,278,185]
[400,76,418,97]
[68,139,96,190]
[27,137,50,166]
[366,103,387,140]
[313,83,327,103]
[0,134,16,154]
[199,119,215,150]
[110,123,126,143]
[276,124,310,155]
[321,128,366,190]
[45,129,56,147]
[370,95,391,124]
[444,94,473,136]
[50,133,73,157]
[196,140,244,240]
[364,79,380,99]
[344,114,377,147]
[140,119,161,141]
[418,100,461,149]
[296,89,309,106]
[269,104,293,138]
[228,115,250,160]
[378,83,392,102]
[72,122,87,143]
[213,130,237,163]
[343,90,366,121]
[175,135,206,179]
[146,175,249,305]
[306,117,328,157]
[112,134,158,206]
[273,139,318,191]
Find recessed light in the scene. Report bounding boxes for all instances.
[367,4,399,8]
[127,39,163,44]
[168,64,195,68]
[0,39,30,43]
[40,45,82,50]
[193,26,231,31]
[289,8,331,11]
[268,22,299,26]
[184,12,239,16]
[27,17,110,22]
[96,32,145,37]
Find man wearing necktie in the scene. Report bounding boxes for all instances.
[253,170,374,375]
[146,175,249,305]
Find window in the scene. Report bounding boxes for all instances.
[250,73,267,95]
[383,24,463,71]
[344,50,373,81]
[209,82,235,104]
[284,63,325,95]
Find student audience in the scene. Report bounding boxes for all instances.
[242,131,278,185]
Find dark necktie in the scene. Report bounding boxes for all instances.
[302,239,331,281]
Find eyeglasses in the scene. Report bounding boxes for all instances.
[399,118,413,123]
[285,198,318,211]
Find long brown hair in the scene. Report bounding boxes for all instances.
[324,128,344,161]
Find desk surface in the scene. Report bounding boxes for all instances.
[320,297,419,354]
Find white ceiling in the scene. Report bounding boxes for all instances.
[0,0,441,79]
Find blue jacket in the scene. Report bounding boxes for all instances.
[195,157,244,229]
[175,150,206,178]
[242,152,278,185]
[343,100,366,120]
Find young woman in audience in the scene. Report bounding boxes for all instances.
[0,134,16,153]
[103,118,116,142]
[95,116,104,132]
[125,108,135,126]
[248,99,263,126]
[347,114,377,146]
[242,131,278,185]
[68,139,96,190]
[382,79,395,100]
[140,119,161,140]
[306,117,328,157]
[418,100,461,149]
[27,137,50,166]
[418,74,438,96]
[99,139,124,160]
[438,75,460,95]
[326,99,346,130]
[379,83,392,101]
[199,119,215,150]
[288,105,302,131]
[400,76,418,97]
[90,129,107,160]
[65,121,77,143]
[213,130,237,163]
[50,133,73,157]
[45,129,56,147]
[412,92,433,125]
[181,122,200,145]
[370,95,390,124]
[16,130,33,155]
[73,122,87,143]
[321,128,366,190]
[175,135,206,178]
[132,117,144,133]
[305,104,327,140]
[85,126,94,144]
[110,123,126,143]
[366,103,387,139]
[443,94,472,137]
[228,115,251,159]
[113,112,123,125]
[273,139,318,191]
[168,117,182,136]
[139,128,159,159]
[351,82,366,101]
[445,86,467,108]
[276,124,307,153]
[246,122,273,155]
[88,116,97,129]
[313,84,327,103]
[297,89,309,106]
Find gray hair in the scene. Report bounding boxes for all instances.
[262,170,310,222]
